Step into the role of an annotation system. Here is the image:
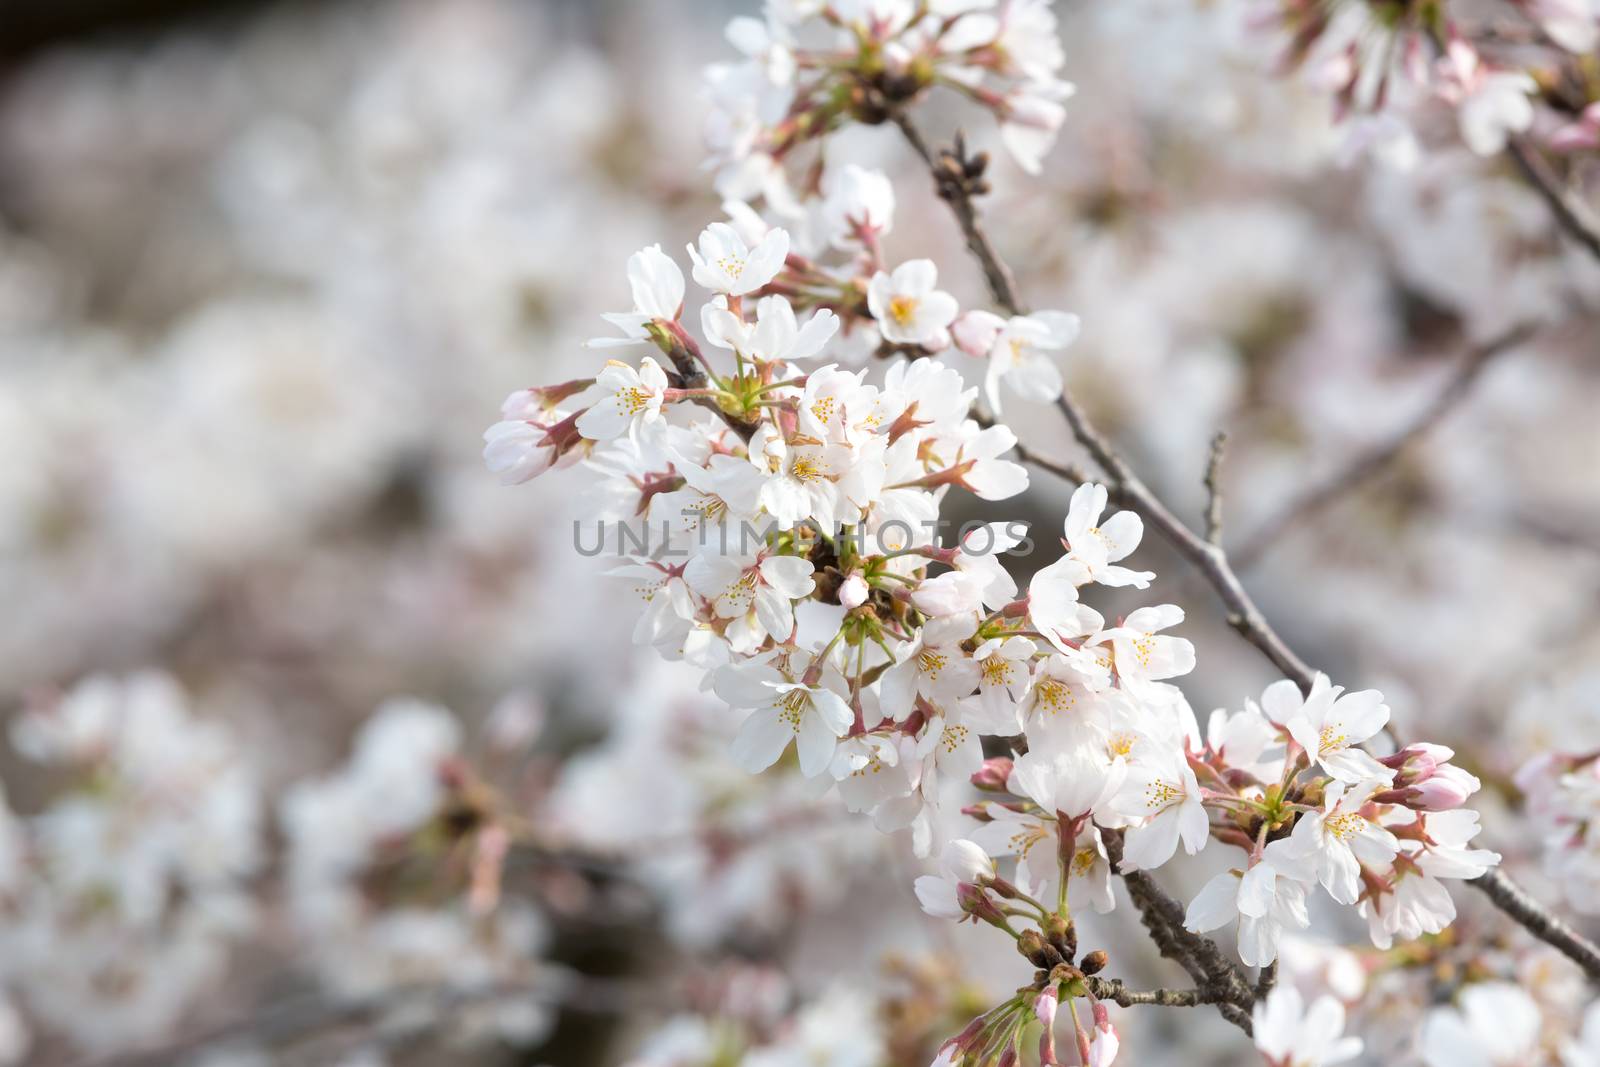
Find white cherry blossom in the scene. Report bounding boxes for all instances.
[867,260,959,347]
[576,357,671,442]
[715,659,853,777]
[1061,483,1154,589]
[688,222,791,296]
[1252,987,1363,1067]
[588,244,686,348]
[1114,747,1208,870]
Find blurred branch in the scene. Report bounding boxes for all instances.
[1203,431,1228,546]
[896,113,1600,990]
[1469,869,1600,978]
[1233,322,1538,570]
[1508,137,1600,264]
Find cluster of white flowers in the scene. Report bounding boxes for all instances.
[280,697,554,1047]
[1516,748,1600,916]
[0,674,262,1059]
[5,0,1598,1062]
[483,7,1512,1062]
[1269,0,1600,166]
[704,0,1075,204]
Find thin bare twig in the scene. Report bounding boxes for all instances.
[893,114,1022,315]
[1507,136,1600,265]
[1051,390,1322,690]
[1470,868,1600,976]
[1101,830,1257,1034]
[1234,323,1538,569]
[1085,977,1233,1008]
[895,114,1600,987]
[1203,431,1228,546]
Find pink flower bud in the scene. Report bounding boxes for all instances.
[839,572,869,609]
[1088,1018,1119,1067]
[952,310,1006,359]
[957,883,1006,925]
[1551,121,1600,153]
[1380,743,1448,786]
[500,379,594,418]
[1031,992,1062,1064]
[1406,764,1481,810]
[972,757,1014,792]
[1033,985,1059,1028]
[934,1015,986,1063]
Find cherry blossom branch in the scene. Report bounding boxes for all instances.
[1507,136,1600,265]
[1049,389,1321,690]
[1233,322,1539,569]
[894,113,1318,688]
[1469,868,1600,979]
[1104,831,1257,1029]
[897,114,1600,987]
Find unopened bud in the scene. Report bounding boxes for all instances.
[500,378,594,418]
[1380,743,1448,786]
[959,883,1007,927]
[1406,764,1481,810]
[951,310,1005,359]
[839,572,869,609]
[945,839,996,884]
[1088,1006,1119,1066]
[938,1015,986,1060]
[972,757,1014,792]
[1034,985,1060,1066]
[1080,949,1109,975]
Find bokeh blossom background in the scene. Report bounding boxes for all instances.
[2,0,1599,1065]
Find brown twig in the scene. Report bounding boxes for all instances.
[1470,868,1600,977]
[893,114,1023,315]
[1102,830,1257,1034]
[1084,977,1234,1008]
[1050,390,1321,691]
[894,115,1320,689]
[1233,323,1538,569]
[895,113,1600,988]
[1203,431,1228,546]
[1507,136,1600,265]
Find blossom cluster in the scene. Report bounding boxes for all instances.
[280,697,555,1047]
[485,40,1502,1067]
[1269,0,1600,165]
[1516,748,1600,916]
[0,674,555,1062]
[0,674,262,1058]
[704,0,1074,206]
[4,0,1597,1062]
